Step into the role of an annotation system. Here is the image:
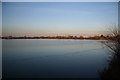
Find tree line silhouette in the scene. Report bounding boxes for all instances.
[0,35,117,40]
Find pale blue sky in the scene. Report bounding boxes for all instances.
[2,0,120,2]
[3,2,118,36]
[0,2,2,37]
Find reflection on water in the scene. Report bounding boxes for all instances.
[3,39,109,79]
[100,36,120,79]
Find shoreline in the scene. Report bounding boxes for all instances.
[1,35,115,40]
[0,38,109,40]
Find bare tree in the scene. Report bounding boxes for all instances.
[100,25,120,80]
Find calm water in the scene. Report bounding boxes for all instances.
[0,40,2,79]
[3,39,109,79]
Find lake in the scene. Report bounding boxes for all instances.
[2,39,109,79]
[0,40,2,79]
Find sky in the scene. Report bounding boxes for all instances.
[2,2,118,37]
[2,0,120,2]
[0,6,1,32]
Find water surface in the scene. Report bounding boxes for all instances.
[0,40,2,79]
[3,39,109,78]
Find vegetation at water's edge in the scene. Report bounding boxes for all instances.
[100,26,120,80]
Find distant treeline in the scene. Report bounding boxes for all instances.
[1,35,119,40]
